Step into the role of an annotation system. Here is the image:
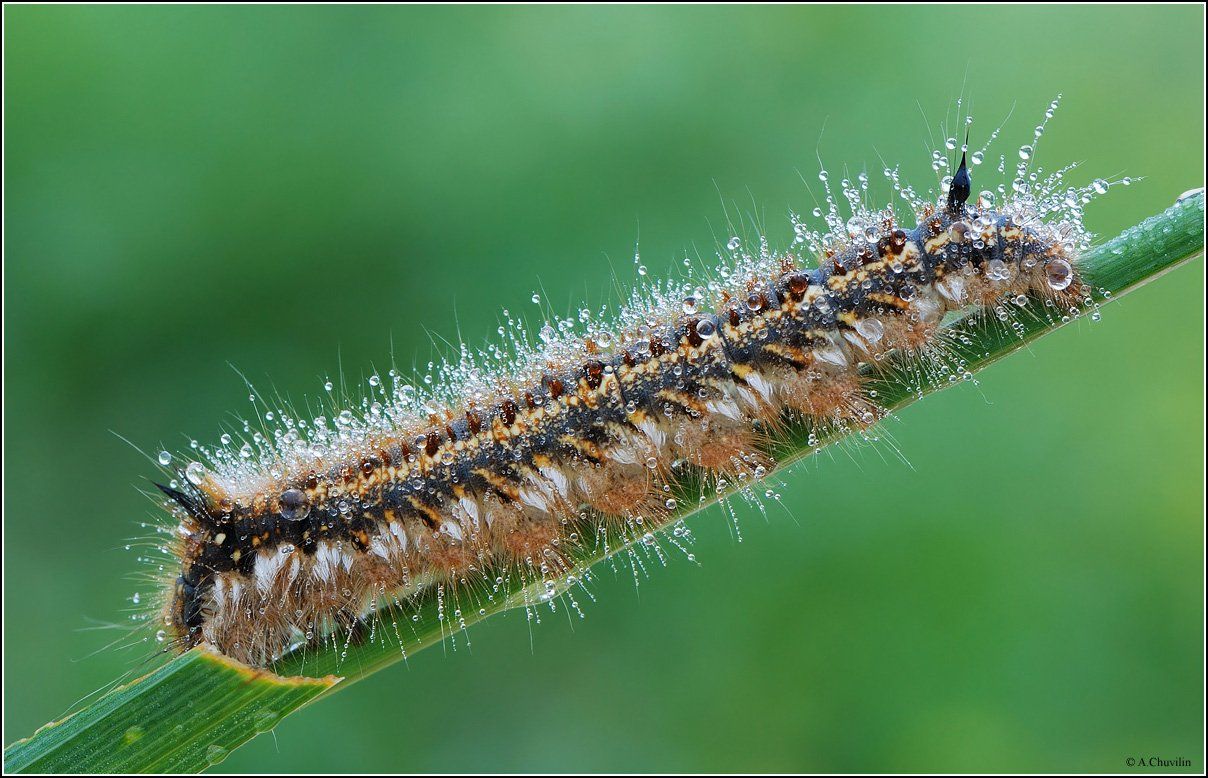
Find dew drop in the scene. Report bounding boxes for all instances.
[184,462,206,486]
[205,744,229,766]
[1175,187,1203,204]
[253,709,280,733]
[854,318,884,343]
[985,259,1012,282]
[279,489,310,521]
[1045,258,1074,291]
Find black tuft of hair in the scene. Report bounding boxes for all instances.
[947,133,972,215]
[155,481,212,523]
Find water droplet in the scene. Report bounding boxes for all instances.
[158,451,172,466]
[854,318,884,343]
[253,709,280,732]
[184,462,206,486]
[1176,187,1204,204]
[279,489,310,521]
[1045,258,1074,291]
[726,236,741,251]
[694,319,716,339]
[205,744,229,765]
[985,259,1012,282]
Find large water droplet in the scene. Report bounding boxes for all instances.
[279,489,310,521]
[1045,258,1074,291]
[184,462,206,486]
[854,318,884,343]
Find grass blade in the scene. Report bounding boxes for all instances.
[3,649,338,773]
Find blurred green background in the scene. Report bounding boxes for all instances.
[4,5,1203,773]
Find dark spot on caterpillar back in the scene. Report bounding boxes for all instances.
[584,360,604,389]
[466,408,483,435]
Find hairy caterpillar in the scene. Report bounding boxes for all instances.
[148,99,1122,667]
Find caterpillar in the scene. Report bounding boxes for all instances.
[148,99,1120,667]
